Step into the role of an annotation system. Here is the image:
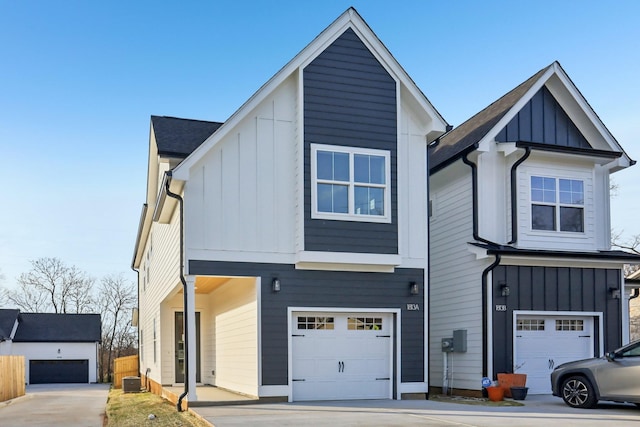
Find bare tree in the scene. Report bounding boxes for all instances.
[3,258,95,314]
[97,273,137,382]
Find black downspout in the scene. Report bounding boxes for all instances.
[165,174,189,412]
[481,254,501,378]
[630,288,640,300]
[507,147,531,245]
[462,153,494,246]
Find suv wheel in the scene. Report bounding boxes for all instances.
[561,376,597,408]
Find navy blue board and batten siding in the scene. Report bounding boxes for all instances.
[189,260,424,386]
[496,87,591,148]
[303,28,398,254]
[491,265,621,374]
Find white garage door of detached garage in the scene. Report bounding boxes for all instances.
[291,311,393,401]
[514,313,599,394]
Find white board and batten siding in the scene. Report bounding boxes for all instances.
[429,162,486,390]
[184,76,297,264]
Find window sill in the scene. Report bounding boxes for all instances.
[295,251,401,272]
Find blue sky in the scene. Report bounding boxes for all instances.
[1,0,639,288]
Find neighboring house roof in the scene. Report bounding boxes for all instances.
[430,61,633,173]
[471,242,640,262]
[13,313,101,343]
[0,309,19,340]
[151,115,223,159]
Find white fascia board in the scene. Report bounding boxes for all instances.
[550,63,631,162]
[295,251,401,272]
[152,173,184,224]
[467,243,490,260]
[173,8,446,181]
[499,255,626,270]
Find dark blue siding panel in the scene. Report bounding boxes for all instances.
[496,87,591,148]
[189,260,425,385]
[303,28,398,254]
[491,265,622,376]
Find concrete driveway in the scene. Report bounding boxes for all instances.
[192,395,640,427]
[0,383,110,427]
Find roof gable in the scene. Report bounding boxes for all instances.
[13,313,101,343]
[431,61,633,173]
[172,7,448,181]
[495,86,591,149]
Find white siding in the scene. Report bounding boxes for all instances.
[516,157,598,251]
[210,277,258,397]
[399,96,428,265]
[11,342,98,383]
[430,161,486,391]
[184,76,297,263]
[139,205,181,385]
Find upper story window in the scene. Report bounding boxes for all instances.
[531,176,584,232]
[311,144,391,223]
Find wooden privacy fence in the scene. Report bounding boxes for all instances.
[0,355,25,402]
[113,355,139,388]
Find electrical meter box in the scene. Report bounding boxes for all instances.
[453,329,467,353]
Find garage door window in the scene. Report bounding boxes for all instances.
[556,319,584,331]
[347,317,382,331]
[297,316,334,330]
[517,319,545,331]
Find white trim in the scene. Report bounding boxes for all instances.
[499,256,626,270]
[397,382,429,394]
[512,310,604,358]
[256,276,263,393]
[287,307,401,402]
[258,385,289,397]
[487,269,495,380]
[310,144,392,223]
[295,251,401,268]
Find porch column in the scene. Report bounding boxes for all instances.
[185,275,198,401]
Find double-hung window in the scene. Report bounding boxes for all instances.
[530,176,584,232]
[311,144,391,222]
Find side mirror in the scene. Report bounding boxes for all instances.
[605,352,617,362]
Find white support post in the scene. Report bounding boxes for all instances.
[186,275,198,401]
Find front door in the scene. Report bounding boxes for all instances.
[175,311,201,383]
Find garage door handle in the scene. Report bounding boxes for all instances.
[376,378,390,381]
[376,335,390,338]
[292,379,305,381]
[292,334,305,337]
[338,361,344,372]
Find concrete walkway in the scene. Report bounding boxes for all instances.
[192,395,640,427]
[0,383,110,427]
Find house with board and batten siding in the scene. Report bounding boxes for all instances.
[132,7,448,405]
[428,62,640,396]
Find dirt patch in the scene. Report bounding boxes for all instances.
[430,394,525,406]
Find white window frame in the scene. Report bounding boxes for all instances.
[529,174,585,234]
[311,143,391,223]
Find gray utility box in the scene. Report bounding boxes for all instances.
[122,376,141,393]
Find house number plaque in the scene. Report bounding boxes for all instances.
[495,304,507,311]
[407,303,420,311]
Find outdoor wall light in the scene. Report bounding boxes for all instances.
[272,278,281,293]
[409,281,419,295]
[500,282,510,297]
[609,286,621,299]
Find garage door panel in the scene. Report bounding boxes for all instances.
[292,312,392,401]
[29,360,89,384]
[515,315,593,394]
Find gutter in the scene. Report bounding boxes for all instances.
[507,147,531,244]
[481,254,501,378]
[462,153,496,246]
[164,171,190,412]
[631,288,640,300]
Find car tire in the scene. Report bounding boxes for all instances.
[561,376,597,409]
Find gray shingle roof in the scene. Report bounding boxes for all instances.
[13,313,101,343]
[0,309,19,340]
[151,115,223,158]
[430,65,552,172]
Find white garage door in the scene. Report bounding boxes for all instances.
[514,314,594,394]
[291,312,393,401]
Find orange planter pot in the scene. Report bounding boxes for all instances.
[486,386,504,402]
[497,373,527,398]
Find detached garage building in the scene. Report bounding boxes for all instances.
[1,311,101,384]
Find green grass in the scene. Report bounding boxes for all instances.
[105,388,211,427]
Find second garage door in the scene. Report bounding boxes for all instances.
[291,312,393,401]
[514,314,594,394]
[29,359,89,384]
